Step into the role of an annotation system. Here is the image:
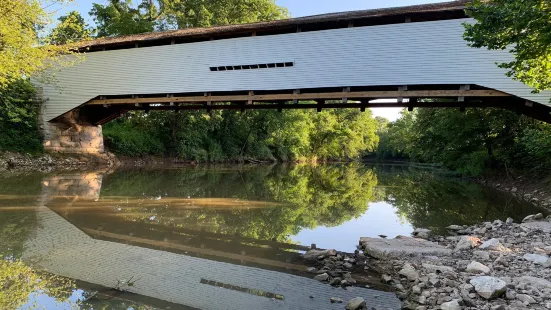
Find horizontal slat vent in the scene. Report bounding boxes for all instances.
[210,62,294,71]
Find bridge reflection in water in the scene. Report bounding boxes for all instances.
[21,172,401,309]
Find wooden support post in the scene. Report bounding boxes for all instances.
[297,26,301,33]
[135,43,139,48]
[408,97,417,112]
[458,84,470,102]
[171,39,175,45]
[525,100,534,108]
[293,89,300,104]
[360,99,369,112]
[252,31,257,37]
[248,91,254,105]
[144,103,150,114]
[316,99,325,113]
[342,87,350,104]
[405,16,412,23]
[348,21,354,28]
[398,86,407,103]
[168,94,174,106]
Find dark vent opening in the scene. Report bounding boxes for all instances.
[210,62,293,71]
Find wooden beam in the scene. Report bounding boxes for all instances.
[90,89,510,106]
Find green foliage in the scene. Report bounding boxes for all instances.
[49,11,92,45]
[0,0,79,88]
[103,109,380,162]
[374,107,550,176]
[90,0,160,37]
[164,0,290,28]
[89,0,289,37]
[464,0,551,93]
[0,79,42,153]
[103,120,165,156]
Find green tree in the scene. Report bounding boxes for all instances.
[90,0,162,37]
[0,0,78,88]
[165,0,289,28]
[49,11,91,45]
[464,0,551,93]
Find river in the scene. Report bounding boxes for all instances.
[0,163,545,309]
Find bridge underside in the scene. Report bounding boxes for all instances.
[43,84,551,154]
[69,84,551,125]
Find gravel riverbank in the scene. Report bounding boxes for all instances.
[0,151,117,172]
[303,214,551,309]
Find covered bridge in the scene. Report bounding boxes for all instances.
[36,0,551,153]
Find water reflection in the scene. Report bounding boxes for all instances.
[0,164,545,309]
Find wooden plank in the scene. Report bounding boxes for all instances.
[117,100,519,111]
[88,89,511,105]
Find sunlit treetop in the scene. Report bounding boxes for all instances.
[463,0,551,93]
[0,0,81,88]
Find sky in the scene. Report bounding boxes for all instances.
[52,0,449,121]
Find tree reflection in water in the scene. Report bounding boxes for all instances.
[93,164,378,243]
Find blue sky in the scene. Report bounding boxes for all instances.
[52,0,447,121]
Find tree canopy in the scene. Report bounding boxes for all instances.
[0,0,78,88]
[49,10,91,45]
[464,0,551,93]
[89,0,290,37]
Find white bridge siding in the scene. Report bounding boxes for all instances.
[39,18,551,122]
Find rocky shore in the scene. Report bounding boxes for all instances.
[0,151,117,172]
[477,175,551,211]
[303,213,551,309]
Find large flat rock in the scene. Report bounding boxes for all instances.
[360,236,452,259]
[520,221,551,233]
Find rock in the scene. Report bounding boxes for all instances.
[413,228,432,239]
[399,263,419,281]
[506,217,514,224]
[381,274,392,283]
[446,225,464,231]
[307,267,317,273]
[520,221,551,233]
[479,238,504,251]
[359,236,451,259]
[518,276,551,289]
[473,250,490,260]
[517,294,537,304]
[470,276,507,299]
[329,277,341,286]
[466,261,491,274]
[440,300,461,310]
[314,273,329,282]
[454,236,480,251]
[345,297,366,310]
[522,213,543,223]
[330,297,343,303]
[303,249,336,260]
[544,246,551,255]
[523,253,550,265]
[490,305,505,310]
[422,264,455,273]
